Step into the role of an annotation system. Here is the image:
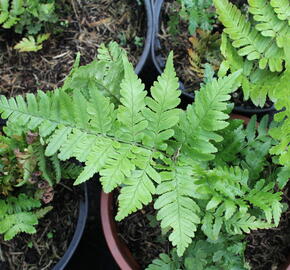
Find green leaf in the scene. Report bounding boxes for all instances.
[117,55,147,142]
[143,52,181,150]
[14,36,42,52]
[154,163,201,256]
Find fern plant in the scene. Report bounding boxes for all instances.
[0,0,60,51]
[0,42,288,268]
[0,194,52,240]
[214,0,290,174]
[169,0,216,35]
[0,124,80,240]
[0,0,58,34]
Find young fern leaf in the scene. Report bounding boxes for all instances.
[117,56,147,142]
[62,42,126,103]
[199,167,282,240]
[143,52,181,150]
[244,179,282,226]
[0,194,51,241]
[224,212,272,235]
[154,162,201,256]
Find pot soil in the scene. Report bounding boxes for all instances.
[0,180,88,270]
[0,0,152,96]
[151,0,275,115]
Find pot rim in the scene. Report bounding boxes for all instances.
[53,182,88,270]
[100,191,140,270]
[135,0,154,75]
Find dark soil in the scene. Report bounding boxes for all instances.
[0,180,81,270]
[114,194,170,269]
[245,183,290,270]
[155,0,273,110]
[0,0,146,96]
[156,0,207,91]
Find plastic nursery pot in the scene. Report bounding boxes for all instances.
[134,0,154,75]
[53,183,88,270]
[100,191,140,270]
[150,0,276,116]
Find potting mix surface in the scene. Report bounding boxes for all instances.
[0,180,81,270]
[0,0,146,96]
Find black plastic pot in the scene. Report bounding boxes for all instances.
[151,0,276,116]
[53,183,88,270]
[134,0,154,75]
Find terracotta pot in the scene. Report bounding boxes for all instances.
[100,191,140,270]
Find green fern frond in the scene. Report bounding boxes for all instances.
[219,25,283,106]
[225,212,273,234]
[62,42,126,103]
[177,71,241,161]
[249,0,290,47]
[10,0,24,16]
[269,39,290,167]
[154,162,201,256]
[214,119,245,166]
[50,154,61,183]
[34,142,53,185]
[143,52,181,150]
[240,115,275,180]
[0,212,38,240]
[116,147,161,220]
[117,56,147,142]
[146,253,182,270]
[0,0,9,24]
[88,88,115,134]
[270,0,290,24]
[0,194,49,240]
[99,144,135,193]
[244,179,282,225]
[214,0,284,72]
[74,137,116,185]
[197,166,281,239]
[34,205,53,219]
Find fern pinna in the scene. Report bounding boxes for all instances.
[0,44,287,266]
